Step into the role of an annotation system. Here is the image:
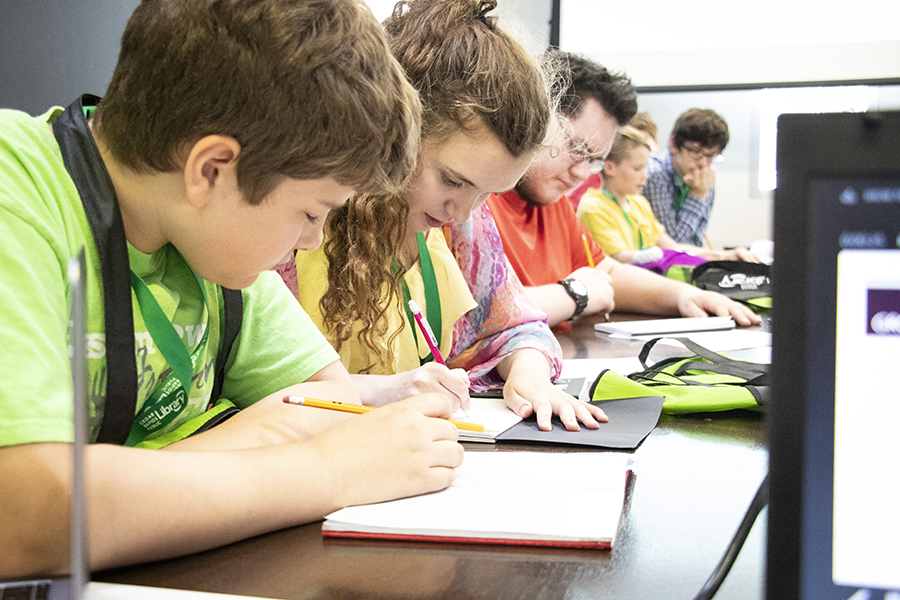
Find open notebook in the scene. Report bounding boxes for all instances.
[322,451,632,549]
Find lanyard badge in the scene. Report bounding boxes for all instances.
[125,260,210,445]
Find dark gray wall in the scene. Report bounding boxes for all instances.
[0,0,140,114]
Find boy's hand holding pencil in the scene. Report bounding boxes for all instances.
[296,393,465,505]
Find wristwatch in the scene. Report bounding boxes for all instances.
[557,278,588,320]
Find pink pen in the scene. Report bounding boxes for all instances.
[408,299,446,365]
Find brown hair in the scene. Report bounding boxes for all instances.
[550,50,637,126]
[94,0,421,204]
[320,0,555,369]
[603,126,652,169]
[629,111,658,146]
[672,108,729,152]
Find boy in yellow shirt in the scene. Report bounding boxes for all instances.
[578,127,755,265]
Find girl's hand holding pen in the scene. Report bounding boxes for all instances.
[351,363,472,412]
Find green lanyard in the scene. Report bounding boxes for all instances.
[603,188,644,250]
[673,176,704,246]
[400,232,442,366]
[124,255,210,446]
[674,174,691,213]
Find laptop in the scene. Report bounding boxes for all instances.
[768,111,900,598]
[0,252,88,600]
[0,251,273,600]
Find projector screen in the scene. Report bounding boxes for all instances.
[559,0,900,90]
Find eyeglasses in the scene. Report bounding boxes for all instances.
[571,154,605,174]
[568,138,605,173]
[680,142,723,164]
[586,158,605,174]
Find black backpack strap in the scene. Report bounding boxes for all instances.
[211,287,242,404]
[674,360,769,384]
[637,337,676,368]
[52,95,137,445]
[637,336,769,381]
[53,95,244,443]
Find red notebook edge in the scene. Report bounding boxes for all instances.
[321,530,613,550]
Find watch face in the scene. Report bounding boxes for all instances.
[568,279,588,297]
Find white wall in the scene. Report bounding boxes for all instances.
[559,0,900,89]
[495,0,551,50]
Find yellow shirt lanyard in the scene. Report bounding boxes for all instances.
[602,188,644,250]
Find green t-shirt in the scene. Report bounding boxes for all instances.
[0,107,338,447]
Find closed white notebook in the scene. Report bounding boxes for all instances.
[594,316,735,338]
[86,583,274,600]
[323,452,632,549]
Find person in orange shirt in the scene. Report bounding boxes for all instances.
[487,51,761,328]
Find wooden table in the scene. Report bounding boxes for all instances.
[97,314,769,599]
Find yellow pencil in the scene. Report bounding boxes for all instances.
[581,233,609,320]
[283,396,486,433]
[582,233,595,268]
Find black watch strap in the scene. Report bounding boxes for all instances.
[557,278,588,319]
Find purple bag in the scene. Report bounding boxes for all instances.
[637,249,707,277]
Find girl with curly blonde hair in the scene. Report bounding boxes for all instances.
[285,0,607,431]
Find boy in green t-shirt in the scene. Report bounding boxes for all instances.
[0,0,463,579]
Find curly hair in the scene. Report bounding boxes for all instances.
[319,0,555,370]
[319,193,410,370]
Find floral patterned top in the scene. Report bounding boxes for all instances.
[278,203,562,390]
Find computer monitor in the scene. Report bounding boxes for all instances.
[768,111,900,598]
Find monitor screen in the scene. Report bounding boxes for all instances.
[768,112,900,598]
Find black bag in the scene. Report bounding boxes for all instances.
[690,260,770,300]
